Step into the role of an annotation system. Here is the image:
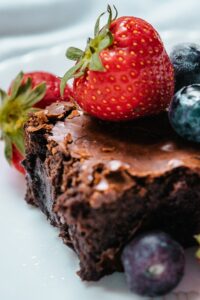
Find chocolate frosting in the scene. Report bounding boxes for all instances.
[25,101,200,281]
[44,102,200,177]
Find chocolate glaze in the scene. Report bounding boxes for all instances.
[48,102,200,176]
[24,101,200,281]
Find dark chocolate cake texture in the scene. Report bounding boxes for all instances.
[24,101,200,281]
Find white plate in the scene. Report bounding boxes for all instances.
[1,41,200,300]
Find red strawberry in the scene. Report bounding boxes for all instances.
[61,5,174,121]
[12,145,26,174]
[0,71,72,174]
[9,71,73,108]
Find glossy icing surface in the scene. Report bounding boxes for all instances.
[48,102,200,176]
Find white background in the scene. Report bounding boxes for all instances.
[0,0,200,61]
[1,1,200,300]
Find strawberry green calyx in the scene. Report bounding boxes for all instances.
[60,5,118,95]
[0,71,46,163]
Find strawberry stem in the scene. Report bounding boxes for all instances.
[0,71,46,163]
[60,5,118,95]
[66,47,84,61]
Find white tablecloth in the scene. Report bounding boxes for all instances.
[0,0,200,62]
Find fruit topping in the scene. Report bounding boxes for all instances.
[169,84,200,143]
[170,43,200,92]
[0,71,72,173]
[121,231,185,297]
[61,5,174,121]
[18,71,73,108]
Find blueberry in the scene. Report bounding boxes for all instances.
[170,43,200,92]
[121,231,185,297]
[169,84,200,143]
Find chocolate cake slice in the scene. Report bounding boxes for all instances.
[24,101,200,281]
